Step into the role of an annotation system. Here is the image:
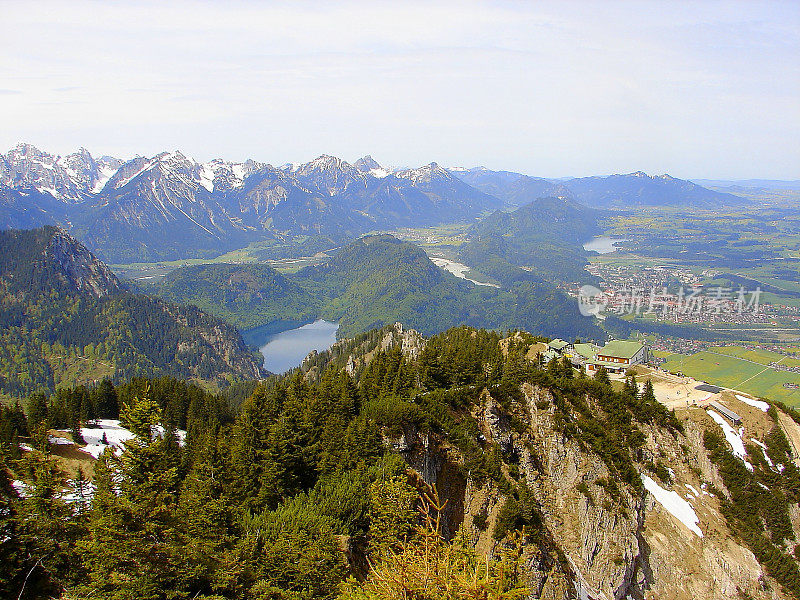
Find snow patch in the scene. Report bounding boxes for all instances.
[80,419,135,458]
[642,475,703,537]
[707,409,753,471]
[736,394,769,412]
[198,164,215,192]
[369,167,390,178]
[750,438,774,468]
[48,434,73,445]
[79,419,187,459]
[91,164,118,193]
[12,480,28,497]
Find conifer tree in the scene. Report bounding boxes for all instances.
[78,390,186,600]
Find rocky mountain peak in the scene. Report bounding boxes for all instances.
[354,155,381,172]
[395,161,451,184]
[295,154,364,195]
[45,227,123,298]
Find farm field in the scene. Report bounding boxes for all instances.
[661,346,800,407]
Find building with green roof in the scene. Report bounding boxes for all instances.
[587,340,648,374]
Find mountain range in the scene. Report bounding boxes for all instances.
[0,144,499,263]
[452,166,746,209]
[1,143,747,263]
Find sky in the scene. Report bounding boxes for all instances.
[1,0,798,179]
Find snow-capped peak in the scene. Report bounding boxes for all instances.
[395,162,451,184]
[296,154,355,176]
[354,155,381,172]
[354,155,391,179]
[1,142,124,201]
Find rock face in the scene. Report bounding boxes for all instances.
[518,385,642,600]
[46,227,123,297]
[386,382,790,600]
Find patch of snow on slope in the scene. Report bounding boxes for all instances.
[369,167,390,178]
[750,438,774,467]
[92,165,118,193]
[642,475,703,537]
[79,419,187,458]
[80,419,135,458]
[199,164,215,192]
[12,480,28,497]
[48,434,73,445]
[736,394,769,412]
[707,409,753,471]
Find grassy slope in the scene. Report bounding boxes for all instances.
[661,347,800,407]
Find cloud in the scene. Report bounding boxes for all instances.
[0,0,797,178]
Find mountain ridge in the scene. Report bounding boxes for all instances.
[0,144,501,262]
[0,226,266,397]
[2,143,747,263]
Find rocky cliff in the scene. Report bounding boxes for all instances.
[382,380,796,599]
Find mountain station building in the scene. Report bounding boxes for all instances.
[546,338,649,374]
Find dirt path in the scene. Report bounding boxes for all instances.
[777,410,800,467]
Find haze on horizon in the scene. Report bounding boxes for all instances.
[1,0,798,180]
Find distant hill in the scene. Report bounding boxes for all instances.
[149,263,320,331]
[453,167,747,209]
[561,171,745,208]
[150,235,601,341]
[460,196,601,285]
[452,167,570,207]
[0,227,265,397]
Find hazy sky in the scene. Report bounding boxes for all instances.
[2,0,798,178]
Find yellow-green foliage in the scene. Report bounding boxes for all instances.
[341,490,528,600]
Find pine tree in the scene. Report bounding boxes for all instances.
[26,391,49,429]
[12,450,86,598]
[594,366,611,386]
[78,390,186,600]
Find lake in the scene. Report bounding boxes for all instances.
[248,320,339,374]
[583,236,627,254]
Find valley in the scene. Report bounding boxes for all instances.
[3,3,799,599]
[3,147,800,600]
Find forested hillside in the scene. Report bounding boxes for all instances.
[3,325,798,599]
[0,227,265,398]
[150,234,601,341]
[152,263,320,331]
[459,196,601,286]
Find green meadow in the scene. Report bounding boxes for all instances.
[661,346,800,407]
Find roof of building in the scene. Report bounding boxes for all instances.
[597,340,645,359]
[572,343,599,360]
[548,339,571,351]
[542,349,559,362]
[708,400,741,424]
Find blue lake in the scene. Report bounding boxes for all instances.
[251,320,339,374]
[583,236,627,254]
